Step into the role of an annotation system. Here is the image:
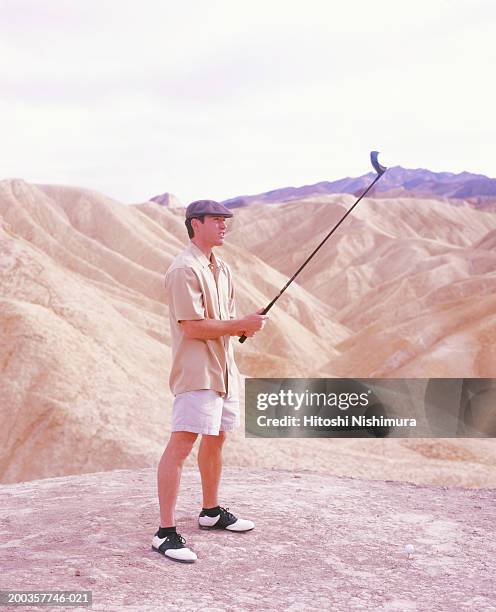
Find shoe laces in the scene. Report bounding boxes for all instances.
[166,532,186,547]
[219,506,236,522]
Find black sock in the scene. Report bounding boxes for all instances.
[202,505,220,517]
[158,526,176,538]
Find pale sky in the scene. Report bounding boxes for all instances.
[1,0,495,204]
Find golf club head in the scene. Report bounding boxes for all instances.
[370,151,387,176]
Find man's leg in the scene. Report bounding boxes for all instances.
[197,427,254,532]
[197,392,239,506]
[197,431,226,508]
[157,431,198,527]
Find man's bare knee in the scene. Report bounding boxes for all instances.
[201,431,227,447]
[166,432,198,461]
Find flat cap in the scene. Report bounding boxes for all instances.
[185,199,233,220]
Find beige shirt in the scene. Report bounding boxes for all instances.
[165,241,239,397]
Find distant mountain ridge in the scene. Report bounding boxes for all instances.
[149,192,183,208]
[221,166,496,209]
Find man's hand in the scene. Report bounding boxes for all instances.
[237,309,268,338]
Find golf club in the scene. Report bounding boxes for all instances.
[239,151,388,343]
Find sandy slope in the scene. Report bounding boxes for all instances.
[228,196,496,377]
[1,179,495,486]
[0,180,340,484]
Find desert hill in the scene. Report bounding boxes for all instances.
[0,179,346,484]
[227,196,496,377]
[149,192,183,208]
[1,178,495,485]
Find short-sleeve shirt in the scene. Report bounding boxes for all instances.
[165,241,239,397]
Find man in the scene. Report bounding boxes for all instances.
[152,199,268,563]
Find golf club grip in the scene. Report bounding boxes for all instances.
[238,303,273,344]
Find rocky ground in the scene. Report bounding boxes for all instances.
[0,467,495,611]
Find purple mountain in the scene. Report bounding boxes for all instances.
[221,166,496,208]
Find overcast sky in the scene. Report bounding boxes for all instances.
[1,0,495,204]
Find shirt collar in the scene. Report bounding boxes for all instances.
[187,241,225,271]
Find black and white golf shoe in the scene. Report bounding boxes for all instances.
[151,531,197,563]
[198,507,255,532]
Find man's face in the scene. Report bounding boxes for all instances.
[193,215,229,247]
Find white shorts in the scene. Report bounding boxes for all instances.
[171,389,240,435]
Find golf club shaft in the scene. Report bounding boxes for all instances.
[239,155,386,343]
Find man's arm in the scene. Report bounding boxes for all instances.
[181,312,267,340]
[167,265,267,340]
